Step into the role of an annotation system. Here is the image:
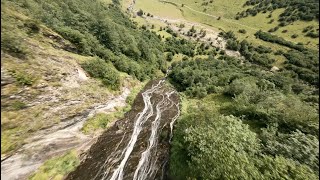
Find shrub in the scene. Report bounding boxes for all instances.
[137,9,143,16]
[12,71,34,86]
[24,19,41,34]
[11,101,27,110]
[226,39,240,51]
[306,32,319,38]
[238,29,247,34]
[254,30,305,51]
[166,52,173,61]
[224,77,258,97]
[1,33,28,58]
[81,58,120,90]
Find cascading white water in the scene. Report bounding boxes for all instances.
[108,80,165,180]
[83,78,181,180]
[132,90,180,180]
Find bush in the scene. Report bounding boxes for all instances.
[1,33,28,58]
[56,27,90,54]
[81,58,120,90]
[185,85,207,98]
[166,52,173,61]
[170,109,261,179]
[137,9,143,16]
[254,30,305,52]
[226,39,240,51]
[306,32,319,38]
[224,77,258,97]
[238,29,247,34]
[11,71,35,86]
[24,19,41,34]
[219,31,236,40]
[240,0,319,26]
[261,126,319,172]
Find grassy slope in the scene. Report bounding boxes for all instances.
[132,0,318,67]
[1,3,142,155]
[28,150,80,180]
[81,80,147,134]
[135,0,184,19]
[170,0,318,49]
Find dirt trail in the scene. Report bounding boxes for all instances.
[1,87,130,180]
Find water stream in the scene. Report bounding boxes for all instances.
[66,78,180,180]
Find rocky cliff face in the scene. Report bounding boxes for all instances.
[66,79,180,180]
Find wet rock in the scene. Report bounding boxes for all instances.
[116,130,123,134]
[66,79,180,180]
[270,66,280,72]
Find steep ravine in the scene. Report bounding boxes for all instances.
[66,79,180,180]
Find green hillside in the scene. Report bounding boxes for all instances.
[1,0,319,179]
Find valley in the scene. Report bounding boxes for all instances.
[1,0,319,179]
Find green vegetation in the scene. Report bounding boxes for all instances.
[82,80,146,134]
[8,0,168,81]
[254,30,305,51]
[82,113,120,134]
[81,58,120,90]
[1,32,28,59]
[10,70,36,86]
[29,150,80,180]
[283,49,319,86]
[164,37,196,57]
[11,101,27,110]
[165,0,318,50]
[2,0,319,178]
[238,0,319,25]
[170,107,318,179]
[168,27,318,178]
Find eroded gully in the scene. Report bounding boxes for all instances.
[66,78,180,180]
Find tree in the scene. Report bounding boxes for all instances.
[226,39,240,51]
[166,52,173,61]
[189,25,196,33]
[137,9,143,16]
[184,114,261,179]
[238,29,247,34]
[201,30,206,37]
[261,125,319,172]
[225,77,258,97]
[258,155,318,180]
[81,58,120,90]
